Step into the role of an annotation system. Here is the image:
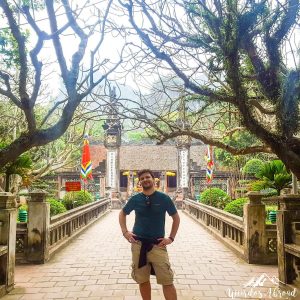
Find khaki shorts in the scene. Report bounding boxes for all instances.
[131,241,174,285]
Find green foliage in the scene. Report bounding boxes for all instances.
[62,191,94,210]
[47,198,67,216]
[0,143,32,191]
[224,198,248,217]
[214,131,260,169]
[30,180,49,190]
[30,179,58,197]
[242,159,264,176]
[251,160,292,195]
[200,188,230,209]
[260,188,278,197]
[0,146,32,177]
[125,131,149,142]
[238,179,252,185]
[21,0,45,9]
[0,28,29,68]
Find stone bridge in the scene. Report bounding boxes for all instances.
[2,210,287,300]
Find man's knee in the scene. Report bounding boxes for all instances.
[139,281,150,287]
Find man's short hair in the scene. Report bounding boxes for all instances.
[138,169,155,179]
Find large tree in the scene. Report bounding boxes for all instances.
[0,0,125,168]
[119,0,300,177]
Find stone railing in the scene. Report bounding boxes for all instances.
[183,192,278,264]
[49,199,110,258]
[15,191,110,264]
[183,199,244,257]
[16,223,27,264]
[0,193,17,297]
[276,195,300,285]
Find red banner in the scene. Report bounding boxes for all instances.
[65,181,81,192]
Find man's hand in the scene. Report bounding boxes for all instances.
[123,231,137,243]
[157,237,173,248]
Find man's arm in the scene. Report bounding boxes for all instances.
[169,212,180,240]
[157,212,180,247]
[119,210,128,234]
[119,210,137,242]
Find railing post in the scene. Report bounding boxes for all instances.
[27,190,50,263]
[243,192,266,263]
[277,195,300,283]
[0,193,17,295]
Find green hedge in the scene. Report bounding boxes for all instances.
[200,188,230,209]
[47,198,67,216]
[62,190,94,210]
[224,198,248,217]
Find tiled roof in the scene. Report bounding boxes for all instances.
[90,144,207,171]
[90,144,106,169]
[120,145,177,170]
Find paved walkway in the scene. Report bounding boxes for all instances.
[2,210,297,300]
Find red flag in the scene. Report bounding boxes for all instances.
[205,145,214,183]
[80,136,93,181]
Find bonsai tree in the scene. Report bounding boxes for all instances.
[251,160,292,195]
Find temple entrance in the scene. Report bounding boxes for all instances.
[119,170,177,197]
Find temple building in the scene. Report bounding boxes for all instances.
[55,88,237,205]
[90,142,206,201]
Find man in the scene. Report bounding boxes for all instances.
[119,169,180,300]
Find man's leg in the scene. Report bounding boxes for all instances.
[162,284,177,300]
[139,281,151,300]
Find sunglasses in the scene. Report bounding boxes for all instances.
[145,196,151,208]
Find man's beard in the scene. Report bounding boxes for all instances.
[142,183,153,190]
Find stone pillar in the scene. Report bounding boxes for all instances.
[27,191,50,263]
[100,175,106,198]
[160,172,167,193]
[277,195,300,283]
[103,86,122,208]
[176,135,191,208]
[243,192,266,264]
[292,173,298,194]
[106,148,121,208]
[57,174,62,198]
[0,193,17,295]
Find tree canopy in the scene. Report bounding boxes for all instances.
[119,0,300,176]
[1,0,300,179]
[0,0,125,168]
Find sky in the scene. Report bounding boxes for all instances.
[1,0,299,102]
[0,0,146,100]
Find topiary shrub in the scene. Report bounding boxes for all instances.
[200,188,230,209]
[224,198,248,217]
[62,191,94,210]
[47,198,67,216]
[242,159,264,176]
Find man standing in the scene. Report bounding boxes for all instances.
[119,169,180,300]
